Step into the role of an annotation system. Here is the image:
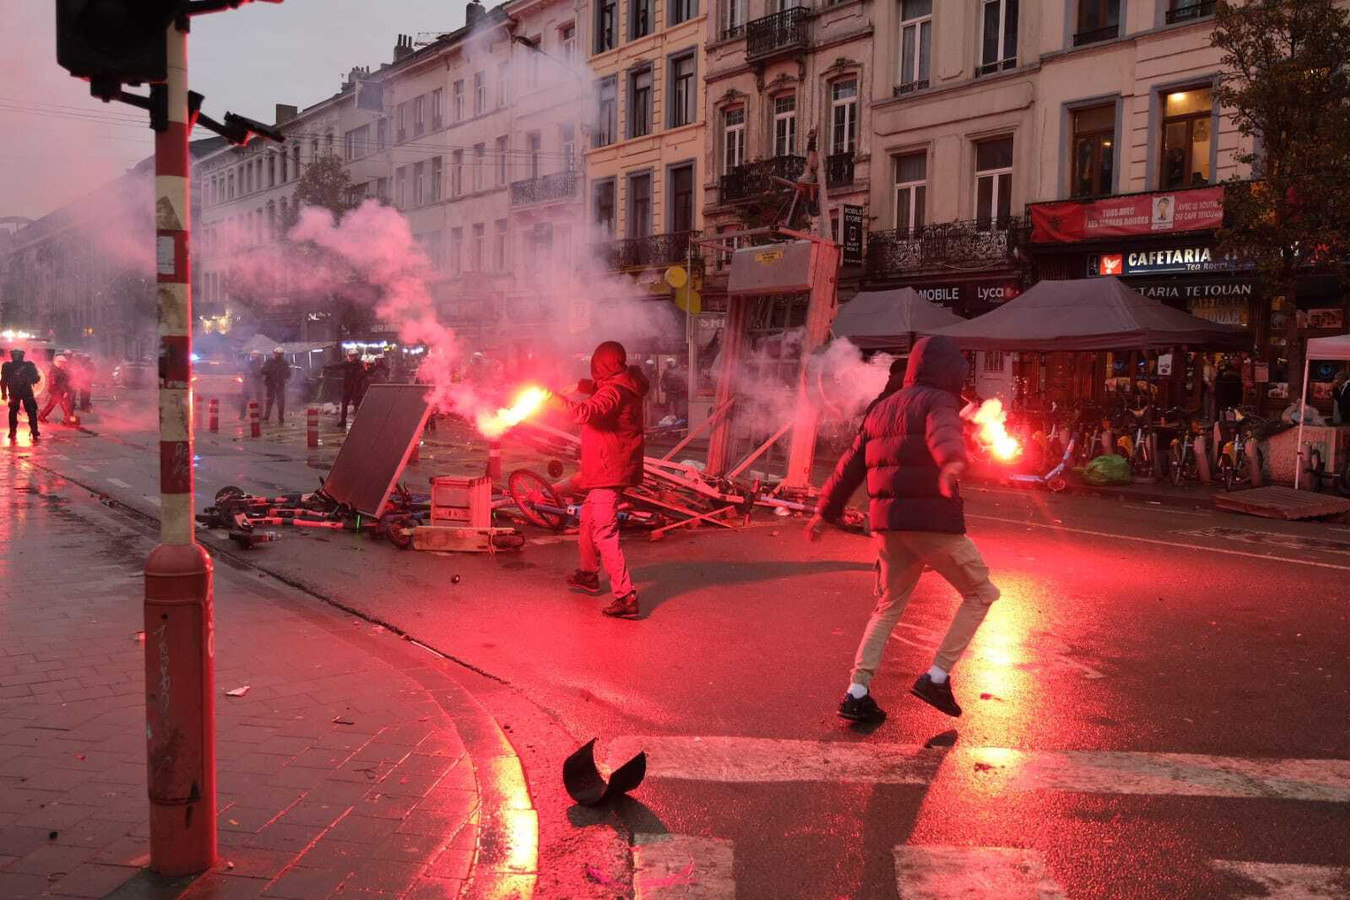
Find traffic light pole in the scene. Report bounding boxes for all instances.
[143,16,216,876]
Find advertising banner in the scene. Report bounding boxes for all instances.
[1031,186,1224,243]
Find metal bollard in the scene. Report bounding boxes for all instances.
[208,398,219,434]
[306,407,319,448]
[486,438,502,480]
[248,401,261,439]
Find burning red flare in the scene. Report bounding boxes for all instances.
[477,385,551,438]
[972,398,1022,461]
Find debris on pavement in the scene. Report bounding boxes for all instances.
[563,738,646,806]
[225,686,250,697]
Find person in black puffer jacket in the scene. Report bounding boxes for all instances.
[808,335,1000,722]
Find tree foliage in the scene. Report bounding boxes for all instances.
[282,152,357,231]
[1212,0,1350,391]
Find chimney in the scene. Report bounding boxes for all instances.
[393,34,413,62]
[465,0,485,27]
[274,104,298,126]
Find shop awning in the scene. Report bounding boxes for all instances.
[832,287,965,351]
[1306,334,1350,362]
[928,277,1250,351]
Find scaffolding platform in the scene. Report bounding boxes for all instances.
[1212,486,1350,521]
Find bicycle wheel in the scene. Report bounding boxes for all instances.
[507,469,566,530]
[1219,453,1236,491]
[1168,444,1184,487]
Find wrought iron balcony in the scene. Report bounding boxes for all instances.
[864,218,1024,280]
[1166,0,1215,24]
[718,155,806,204]
[975,57,1017,77]
[597,231,697,270]
[1073,24,1119,46]
[894,78,930,96]
[746,7,808,62]
[825,153,854,189]
[509,171,580,206]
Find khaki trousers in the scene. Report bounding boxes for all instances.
[851,531,1000,687]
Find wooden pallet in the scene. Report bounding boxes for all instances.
[411,526,524,552]
[1212,486,1350,520]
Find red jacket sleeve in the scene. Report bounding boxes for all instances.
[567,383,624,425]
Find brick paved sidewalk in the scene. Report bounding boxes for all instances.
[0,453,536,899]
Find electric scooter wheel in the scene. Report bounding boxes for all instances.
[1307,449,1325,493]
[507,469,566,530]
[215,485,245,505]
[1047,475,1068,493]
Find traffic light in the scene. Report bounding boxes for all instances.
[56,0,176,87]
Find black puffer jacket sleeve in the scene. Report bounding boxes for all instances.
[817,428,868,523]
[925,396,966,470]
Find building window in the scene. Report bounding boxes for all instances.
[560,124,576,170]
[1159,86,1213,189]
[449,227,463,276]
[376,118,389,150]
[671,0,696,26]
[496,136,509,184]
[669,163,695,233]
[898,0,932,92]
[376,176,389,202]
[526,36,541,88]
[413,95,425,136]
[396,103,407,142]
[474,72,486,116]
[723,106,745,174]
[593,179,616,237]
[1071,104,1115,198]
[628,66,653,138]
[979,0,1018,73]
[595,76,618,147]
[830,79,858,155]
[430,156,443,201]
[893,152,926,232]
[413,161,426,206]
[631,0,652,39]
[1074,0,1119,46]
[773,93,796,157]
[472,224,485,272]
[344,126,369,161]
[722,0,746,39]
[1167,0,1214,24]
[395,166,407,209]
[473,143,486,191]
[453,81,465,122]
[975,137,1014,230]
[498,61,510,107]
[561,24,577,63]
[596,0,617,52]
[527,132,541,180]
[494,219,509,271]
[669,53,696,128]
[627,173,653,238]
[431,88,443,129]
[268,155,276,186]
[451,149,463,196]
[292,145,300,176]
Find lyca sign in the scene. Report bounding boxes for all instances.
[913,282,1020,306]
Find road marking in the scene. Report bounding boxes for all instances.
[633,833,736,899]
[605,737,1350,802]
[107,478,133,488]
[144,496,161,507]
[888,623,1106,680]
[1180,526,1350,556]
[77,464,97,473]
[894,846,1067,899]
[968,514,1350,572]
[1212,860,1350,899]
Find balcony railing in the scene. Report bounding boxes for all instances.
[864,218,1024,280]
[746,7,809,61]
[975,57,1017,76]
[894,78,930,96]
[1166,0,1215,24]
[825,153,854,189]
[509,171,580,206]
[597,231,697,270]
[1073,24,1119,46]
[718,155,807,204]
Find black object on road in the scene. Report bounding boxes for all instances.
[563,738,646,806]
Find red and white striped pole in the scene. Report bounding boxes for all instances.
[486,438,502,481]
[248,400,261,439]
[208,397,219,433]
[306,407,319,448]
[143,19,216,877]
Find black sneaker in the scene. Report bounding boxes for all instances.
[838,692,885,723]
[911,674,962,717]
[601,591,640,618]
[566,570,600,594]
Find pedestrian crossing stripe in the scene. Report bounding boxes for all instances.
[894,846,1067,899]
[604,736,1350,802]
[633,834,735,899]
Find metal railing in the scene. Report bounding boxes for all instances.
[894,78,930,96]
[864,218,1024,279]
[1165,0,1215,24]
[597,231,697,270]
[718,155,807,204]
[825,153,854,189]
[746,7,809,61]
[975,57,1017,76]
[1072,24,1119,46]
[509,171,580,206]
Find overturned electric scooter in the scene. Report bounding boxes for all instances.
[1004,437,1076,493]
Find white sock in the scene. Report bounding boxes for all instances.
[926,665,948,684]
[847,683,868,699]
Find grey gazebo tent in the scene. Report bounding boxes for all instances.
[832,287,964,351]
[928,277,1249,351]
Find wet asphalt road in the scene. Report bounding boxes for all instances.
[10,403,1350,899]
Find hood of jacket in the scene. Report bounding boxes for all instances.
[606,364,650,399]
[9,350,24,363]
[903,336,966,396]
[590,341,628,380]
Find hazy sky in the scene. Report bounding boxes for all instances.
[0,0,473,221]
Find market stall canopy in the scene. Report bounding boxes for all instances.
[832,288,965,351]
[1306,334,1350,361]
[928,277,1250,351]
[239,334,279,355]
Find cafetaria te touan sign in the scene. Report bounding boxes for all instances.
[1030,186,1224,243]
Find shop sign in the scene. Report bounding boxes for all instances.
[842,205,864,265]
[1089,246,1248,276]
[911,280,1021,308]
[1130,278,1254,304]
[1030,186,1225,243]
[1298,308,1344,329]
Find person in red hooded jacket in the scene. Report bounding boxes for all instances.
[558,340,650,618]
